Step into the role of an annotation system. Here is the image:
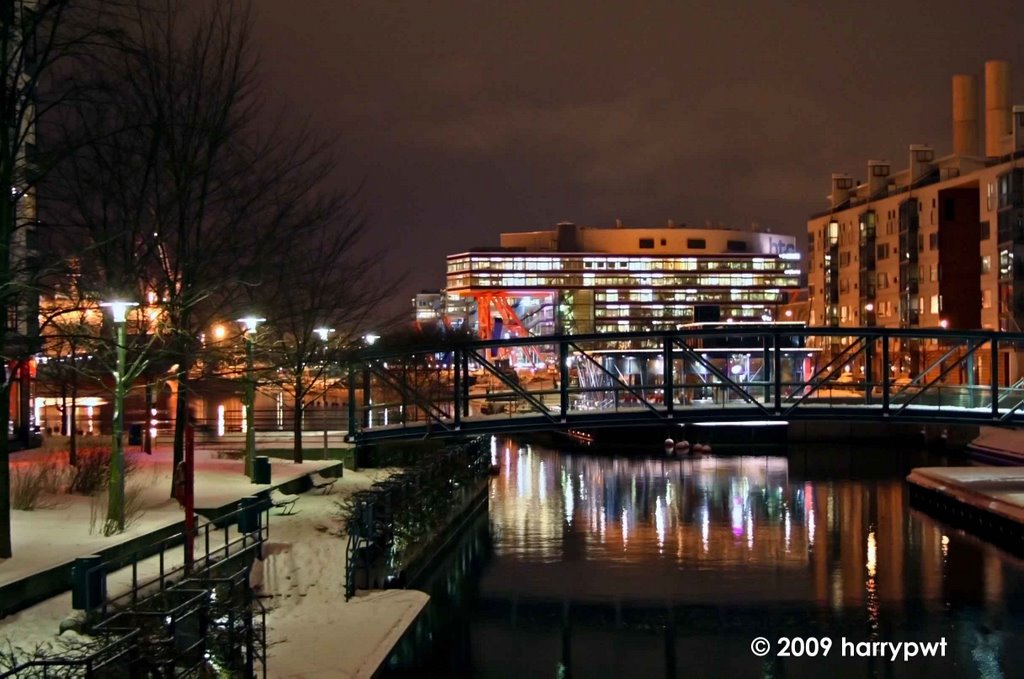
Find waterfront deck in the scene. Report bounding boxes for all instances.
[907,466,1024,553]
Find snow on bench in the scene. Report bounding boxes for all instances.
[310,471,337,495]
[269,488,300,515]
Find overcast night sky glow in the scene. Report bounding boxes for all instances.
[252,0,1024,315]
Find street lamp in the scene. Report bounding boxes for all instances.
[314,327,333,458]
[100,299,138,533]
[238,316,264,480]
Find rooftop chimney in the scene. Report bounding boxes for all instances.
[867,160,890,198]
[556,221,578,252]
[952,73,979,156]
[909,144,934,184]
[986,59,1012,157]
[830,173,854,209]
[1013,105,1024,153]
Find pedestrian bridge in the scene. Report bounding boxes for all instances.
[346,326,1024,442]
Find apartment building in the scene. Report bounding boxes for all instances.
[808,59,1024,335]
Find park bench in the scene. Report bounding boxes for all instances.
[269,488,300,515]
[310,471,337,495]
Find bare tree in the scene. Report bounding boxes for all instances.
[0,0,126,556]
[260,191,396,463]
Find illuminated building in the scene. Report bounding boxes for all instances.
[446,221,802,337]
[808,59,1024,334]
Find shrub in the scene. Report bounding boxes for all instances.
[68,448,111,495]
[10,463,65,510]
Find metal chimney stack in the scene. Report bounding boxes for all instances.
[952,74,979,156]
[985,59,1012,157]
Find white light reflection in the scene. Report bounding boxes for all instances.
[622,507,629,548]
[563,472,574,526]
[701,504,710,553]
[655,496,666,552]
[784,509,791,553]
[941,534,949,558]
[805,483,816,547]
[490,435,497,466]
[538,461,546,503]
[746,509,754,550]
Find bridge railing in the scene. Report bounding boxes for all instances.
[348,328,1024,439]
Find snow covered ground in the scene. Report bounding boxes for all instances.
[259,476,428,678]
[1,444,427,678]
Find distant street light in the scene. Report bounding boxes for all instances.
[364,332,380,346]
[315,327,333,458]
[238,316,265,480]
[100,299,138,532]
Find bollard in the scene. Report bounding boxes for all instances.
[72,555,106,611]
[238,495,263,534]
[253,456,272,484]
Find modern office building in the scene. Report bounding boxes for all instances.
[808,59,1024,335]
[445,221,802,338]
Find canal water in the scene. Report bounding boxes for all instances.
[382,437,1024,678]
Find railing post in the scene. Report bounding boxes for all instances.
[453,347,462,428]
[773,330,782,414]
[992,333,1000,420]
[361,367,371,430]
[462,351,470,417]
[663,336,673,417]
[559,339,569,421]
[346,365,357,441]
[865,336,875,406]
[882,331,890,415]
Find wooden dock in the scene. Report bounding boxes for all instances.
[907,467,1024,554]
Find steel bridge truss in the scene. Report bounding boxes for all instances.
[349,327,1024,441]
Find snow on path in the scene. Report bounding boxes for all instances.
[0,465,428,679]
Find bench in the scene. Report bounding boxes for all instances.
[311,471,337,495]
[214,448,245,460]
[269,488,300,515]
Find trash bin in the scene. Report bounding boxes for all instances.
[128,424,143,446]
[72,555,106,611]
[238,495,262,533]
[253,456,271,484]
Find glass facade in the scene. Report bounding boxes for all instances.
[447,253,802,334]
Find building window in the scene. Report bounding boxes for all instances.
[726,240,747,252]
[982,255,992,274]
[639,238,654,249]
[839,252,851,267]
[877,272,888,289]
[929,233,937,250]
[660,238,667,246]
[943,198,956,221]
[981,221,991,240]
[687,238,706,249]
[930,295,940,314]
[983,289,993,309]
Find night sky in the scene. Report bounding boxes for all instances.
[252,1,1024,317]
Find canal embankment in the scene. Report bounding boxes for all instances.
[907,466,1024,555]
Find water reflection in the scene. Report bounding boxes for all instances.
[386,437,1024,678]
[488,441,984,614]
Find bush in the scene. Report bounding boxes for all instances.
[68,448,111,495]
[10,462,65,510]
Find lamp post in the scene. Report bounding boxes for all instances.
[100,300,138,533]
[314,327,333,458]
[238,316,264,480]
